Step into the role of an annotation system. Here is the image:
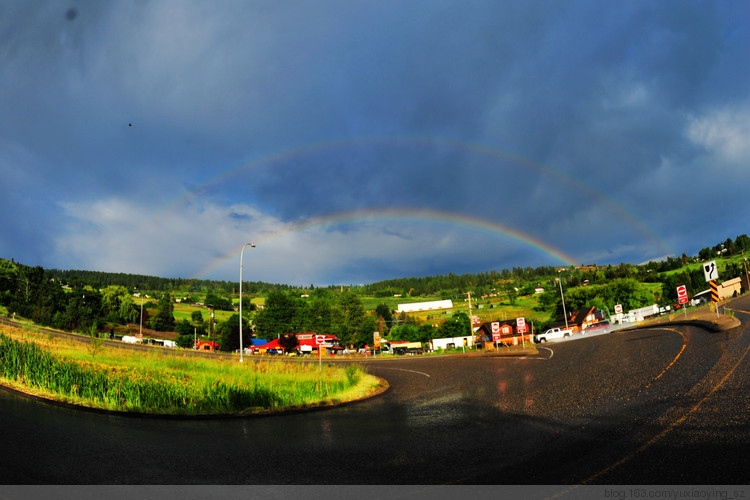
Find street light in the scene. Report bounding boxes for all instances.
[239,242,256,362]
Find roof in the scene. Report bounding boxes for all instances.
[570,306,596,326]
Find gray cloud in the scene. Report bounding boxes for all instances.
[1,1,749,282]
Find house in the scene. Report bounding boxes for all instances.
[570,306,598,331]
[196,341,221,351]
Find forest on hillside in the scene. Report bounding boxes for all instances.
[1,233,748,350]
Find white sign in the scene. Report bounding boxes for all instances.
[315,335,325,345]
[703,260,719,282]
[614,304,623,314]
[491,322,500,333]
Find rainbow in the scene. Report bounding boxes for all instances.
[155,135,673,258]
[189,207,580,280]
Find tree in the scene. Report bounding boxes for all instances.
[254,291,302,340]
[204,292,233,311]
[503,283,518,305]
[191,310,204,324]
[334,291,365,347]
[389,323,419,342]
[277,333,299,354]
[101,285,138,324]
[175,319,194,336]
[217,314,252,352]
[355,315,378,347]
[375,303,393,330]
[151,293,175,332]
[437,311,470,339]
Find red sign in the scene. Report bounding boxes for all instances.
[491,322,501,341]
[516,317,527,334]
[614,304,623,314]
[677,285,688,304]
[315,335,325,345]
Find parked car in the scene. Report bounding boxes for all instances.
[534,327,574,343]
[583,321,610,334]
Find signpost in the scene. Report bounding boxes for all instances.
[491,322,500,351]
[516,317,527,347]
[316,334,324,369]
[703,260,720,319]
[677,285,688,318]
[703,260,719,281]
[676,285,688,304]
[614,304,623,324]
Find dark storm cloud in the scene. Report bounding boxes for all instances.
[1,1,749,282]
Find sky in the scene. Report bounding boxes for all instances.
[1,1,749,286]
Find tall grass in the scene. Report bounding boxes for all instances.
[0,330,377,415]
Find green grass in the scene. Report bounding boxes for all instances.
[0,326,381,416]
[172,303,235,323]
[658,255,746,277]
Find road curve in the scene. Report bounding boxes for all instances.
[0,296,748,485]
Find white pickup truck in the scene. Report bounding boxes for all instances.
[534,327,574,343]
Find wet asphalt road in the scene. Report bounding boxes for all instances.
[1,296,748,486]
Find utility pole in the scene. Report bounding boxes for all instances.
[557,278,569,329]
[467,291,475,346]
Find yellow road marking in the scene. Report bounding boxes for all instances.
[581,339,750,485]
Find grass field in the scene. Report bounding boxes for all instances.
[0,325,383,416]
[172,302,235,324]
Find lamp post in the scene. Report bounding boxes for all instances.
[239,242,255,363]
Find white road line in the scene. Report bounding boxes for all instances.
[378,367,432,378]
[538,347,554,359]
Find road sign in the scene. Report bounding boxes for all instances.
[491,322,500,333]
[315,335,325,345]
[676,285,688,304]
[614,304,623,314]
[703,260,719,282]
[710,280,719,303]
[516,317,527,334]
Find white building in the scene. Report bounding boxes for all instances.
[397,300,453,313]
[430,336,474,351]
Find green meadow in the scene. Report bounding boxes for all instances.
[0,325,383,416]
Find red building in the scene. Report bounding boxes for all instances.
[195,341,221,351]
[251,333,342,355]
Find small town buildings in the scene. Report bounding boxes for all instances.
[250,333,342,355]
[474,321,532,348]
